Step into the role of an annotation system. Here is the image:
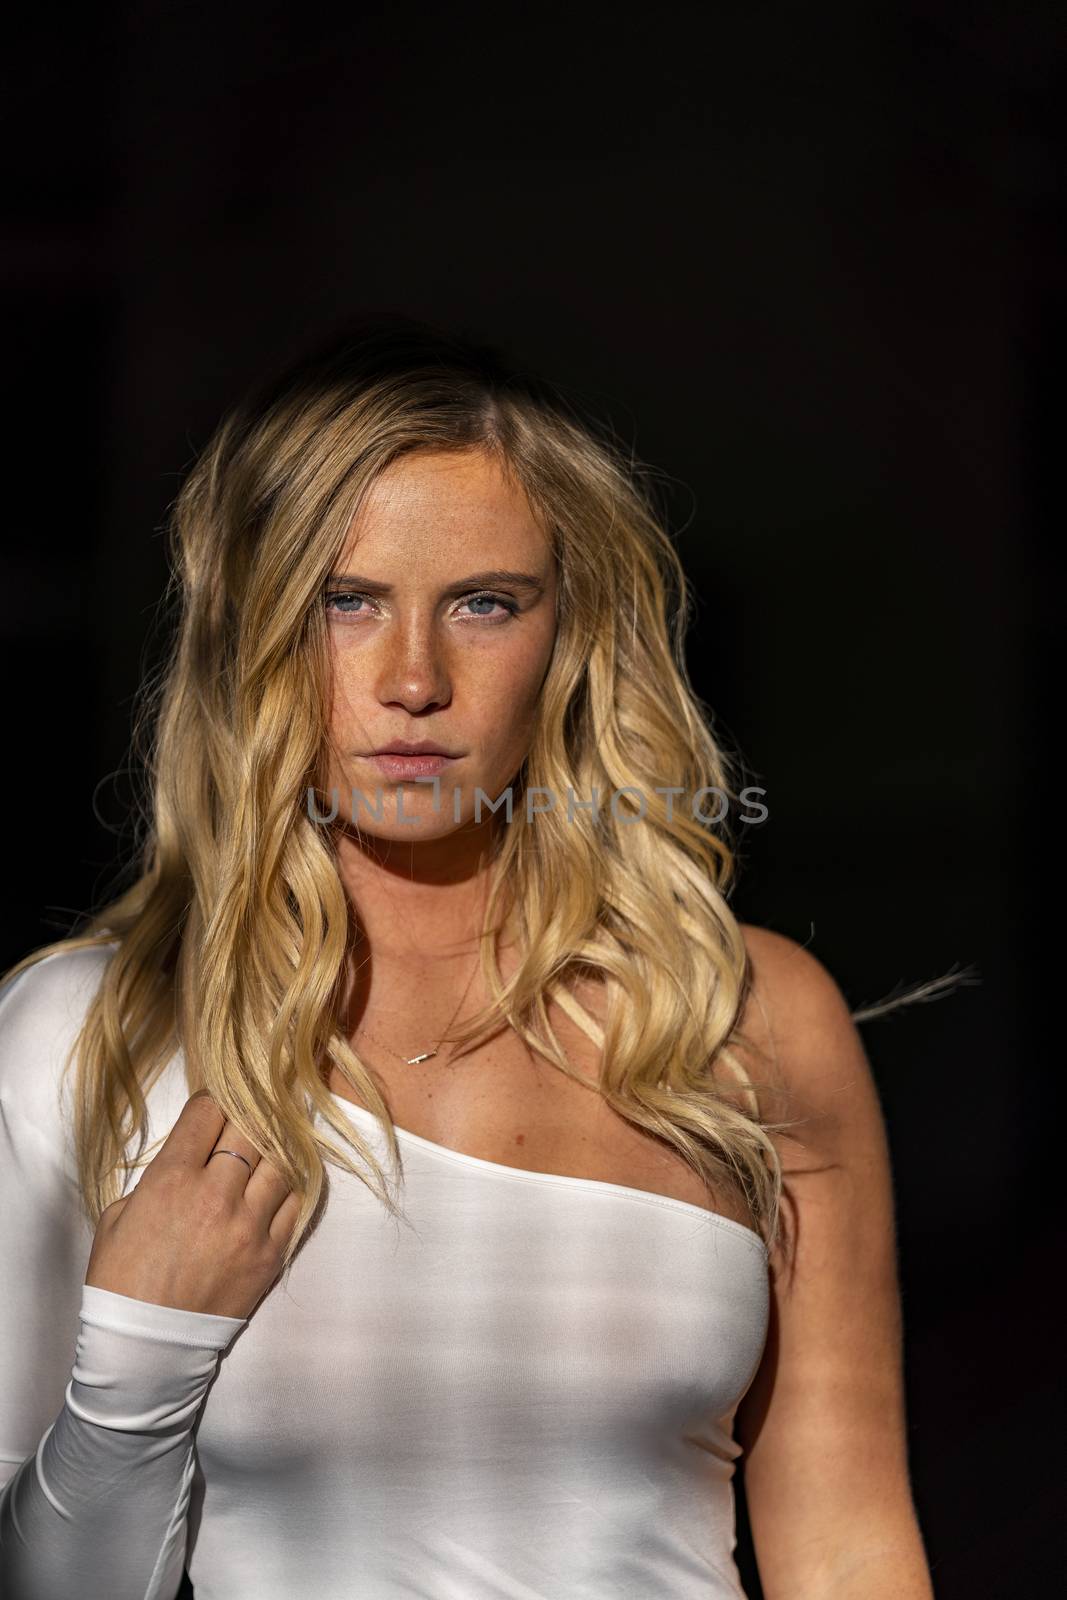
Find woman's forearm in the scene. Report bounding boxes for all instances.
[762,1515,936,1600]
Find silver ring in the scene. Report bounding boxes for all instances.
[209,1148,255,1177]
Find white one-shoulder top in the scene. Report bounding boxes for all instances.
[0,945,770,1600]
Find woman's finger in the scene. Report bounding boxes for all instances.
[204,1119,263,1192]
[149,1091,227,1175]
[267,1188,303,1251]
[244,1147,298,1223]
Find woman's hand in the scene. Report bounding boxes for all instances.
[84,1090,302,1320]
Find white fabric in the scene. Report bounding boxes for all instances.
[0,945,770,1599]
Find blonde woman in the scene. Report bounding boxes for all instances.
[0,317,937,1599]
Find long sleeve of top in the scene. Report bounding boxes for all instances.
[0,948,245,1600]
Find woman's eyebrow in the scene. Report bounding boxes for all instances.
[324,569,546,598]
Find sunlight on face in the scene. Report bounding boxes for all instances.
[322,447,559,845]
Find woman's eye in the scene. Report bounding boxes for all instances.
[324,591,518,622]
[324,591,369,617]
[458,592,518,621]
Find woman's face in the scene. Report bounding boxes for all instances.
[322,446,559,849]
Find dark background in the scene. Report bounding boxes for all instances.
[1,4,1060,1596]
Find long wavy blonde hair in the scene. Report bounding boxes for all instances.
[2,315,931,1272]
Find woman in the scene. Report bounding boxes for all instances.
[0,316,937,1598]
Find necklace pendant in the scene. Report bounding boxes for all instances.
[405,1049,438,1065]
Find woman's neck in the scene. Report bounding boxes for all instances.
[334,822,503,964]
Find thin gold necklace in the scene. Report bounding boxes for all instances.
[350,868,493,1066]
[353,951,482,1065]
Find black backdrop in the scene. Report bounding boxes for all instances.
[1,5,1060,1596]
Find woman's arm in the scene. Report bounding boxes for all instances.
[733,926,935,1600]
[0,958,246,1600]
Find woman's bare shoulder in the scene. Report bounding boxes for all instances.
[736,922,857,1052]
[735,921,883,1171]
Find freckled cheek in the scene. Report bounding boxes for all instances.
[326,677,358,740]
[463,640,552,774]
[468,626,551,694]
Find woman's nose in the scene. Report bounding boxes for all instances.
[373,621,452,713]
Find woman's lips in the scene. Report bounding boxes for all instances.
[364,753,460,779]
